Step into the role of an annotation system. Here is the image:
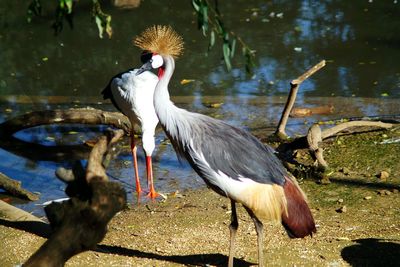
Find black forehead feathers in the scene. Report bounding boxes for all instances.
[140,51,153,63]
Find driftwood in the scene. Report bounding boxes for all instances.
[276,60,326,139]
[0,108,131,137]
[272,60,397,174]
[290,105,334,118]
[24,130,127,267]
[0,172,39,201]
[306,121,394,170]
[0,199,44,222]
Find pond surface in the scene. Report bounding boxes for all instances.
[0,0,399,216]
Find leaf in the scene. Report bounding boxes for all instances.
[64,0,73,14]
[95,16,104,38]
[27,0,42,23]
[180,79,195,85]
[191,0,201,12]
[230,39,236,58]
[92,1,113,39]
[215,16,225,35]
[208,30,215,51]
[59,0,73,14]
[200,2,208,36]
[223,42,232,71]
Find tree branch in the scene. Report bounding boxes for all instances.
[306,120,394,170]
[276,60,326,139]
[0,172,39,201]
[0,108,131,138]
[24,130,127,267]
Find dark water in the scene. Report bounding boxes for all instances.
[0,1,399,215]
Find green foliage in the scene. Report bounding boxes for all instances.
[92,0,113,39]
[26,0,113,39]
[27,0,42,23]
[191,0,256,73]
[52,0,74,35]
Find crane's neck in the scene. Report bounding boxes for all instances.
[155,55,174,101]
[153,55,193,148]
[154,55,176,121]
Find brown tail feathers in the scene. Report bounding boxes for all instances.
[281,176,316,238]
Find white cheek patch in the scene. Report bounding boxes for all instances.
[151,54,164,68]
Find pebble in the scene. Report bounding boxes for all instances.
[336,206,347,213]
[377,171,390,180]
[377,189,392,196]
[364,196,372,200]
[339,167,350,175]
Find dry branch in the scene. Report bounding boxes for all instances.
[24,130,127,267]
[320,120,393,139]
[0,108,131,137]
[0,199,44,222]
[276,60,326,139]
[0,172,39,201]
[306,120,394,170]
[306,124,328,169]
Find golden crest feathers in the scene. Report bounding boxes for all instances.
[134,25,184,58]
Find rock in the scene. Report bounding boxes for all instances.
[392,189,399,194]
[377,171,390,180]
[377,189,391,196]
[336,206,347,213]
[337,198,344,203]
[318,177,331,184]
[339,167,350,175]
[364,196,372,200]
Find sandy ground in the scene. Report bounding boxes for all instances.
[1,128,400,266]
[1,179,399,267]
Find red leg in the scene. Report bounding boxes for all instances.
[146,155,159,199]
[131,134,142,195]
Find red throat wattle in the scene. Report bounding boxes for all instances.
[158,67,165,78]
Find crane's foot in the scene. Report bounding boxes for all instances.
[146,189,160,199]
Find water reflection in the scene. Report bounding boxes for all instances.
[0,0,399,214]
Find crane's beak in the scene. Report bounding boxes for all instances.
[136,61,152,75]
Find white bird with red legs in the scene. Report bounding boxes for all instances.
[134,25,316,267]
[102,55,159,199]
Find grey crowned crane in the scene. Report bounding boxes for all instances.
[134,25,316,266]
[102,54,159,199]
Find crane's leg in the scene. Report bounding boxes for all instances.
[228,200,239,267]
[244,206,264,267]
[145,155,159,199]
[130,134,142,195]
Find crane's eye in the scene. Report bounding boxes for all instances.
[140,51,152,63]
[151,54,163,68]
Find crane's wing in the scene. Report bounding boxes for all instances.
[188,115,287,186]
[101,68,135,114]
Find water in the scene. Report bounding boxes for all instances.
[0,1,399,216]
